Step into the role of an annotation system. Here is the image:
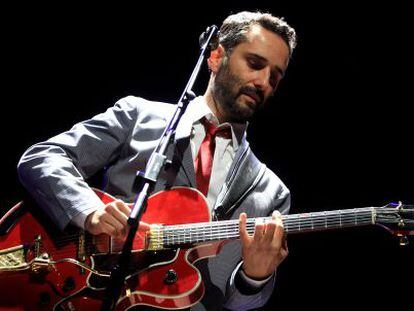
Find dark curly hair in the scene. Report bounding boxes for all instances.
[218,11,297,57]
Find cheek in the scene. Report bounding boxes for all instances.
[263,90,275,104]
[229,59,251,81]
[227,71,247,92]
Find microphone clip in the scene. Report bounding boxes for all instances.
[199,25,219,55]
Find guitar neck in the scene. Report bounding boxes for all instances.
[157,207,377,248]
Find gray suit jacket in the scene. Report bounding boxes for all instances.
[18,96,290,310]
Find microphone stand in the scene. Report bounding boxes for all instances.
[100,25,219,311]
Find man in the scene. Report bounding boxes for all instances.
[18,11,297,310]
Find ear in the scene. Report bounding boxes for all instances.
[207,45,225,74]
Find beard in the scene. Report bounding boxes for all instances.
[212,59,266,123]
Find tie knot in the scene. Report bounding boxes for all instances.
[201,118,231,139]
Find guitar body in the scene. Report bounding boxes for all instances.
[0,187,221,310]
[0,200,91,310]
[2,185,414,310]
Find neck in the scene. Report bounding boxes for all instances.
[203,83,227,124]
[150,208,377,249]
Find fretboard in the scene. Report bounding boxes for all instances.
[157,207,377,247]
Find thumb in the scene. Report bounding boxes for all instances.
[138,221,151,232]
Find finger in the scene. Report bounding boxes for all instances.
[282,234,288,248]
[104,204,127,237]
[281,235,289,256]
[274,214,284,235]
[100,221,120,237]
[272,213,285,248]
[108,201,129,227]
[263,219,276,242]
[265,210,281,242]
[272,210,282,220]
[102,212,126,237]
[239,213,250,244]
[253,219,265,242]
[114,200,131,217]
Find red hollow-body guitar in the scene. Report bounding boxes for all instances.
[0,187,413,310]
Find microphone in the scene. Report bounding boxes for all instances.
[199,25,219,51]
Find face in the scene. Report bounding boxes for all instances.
[211,24,290,123]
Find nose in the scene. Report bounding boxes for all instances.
[253,67,272,92]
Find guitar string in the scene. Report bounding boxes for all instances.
[50,215,375,250]
[161,217,375,244]
[163,212,375,232]
[53,204,402,243]
[49,211,378,247]
[40,220,377,260]
[34,208,402,257]
[49,209,382,244]
[161,214,375,236]
[41,216,375,258]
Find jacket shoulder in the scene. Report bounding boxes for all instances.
[117,96,176,117]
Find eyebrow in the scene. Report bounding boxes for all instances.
[247,53,285,78]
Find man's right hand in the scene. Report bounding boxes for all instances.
[85,200,131,239]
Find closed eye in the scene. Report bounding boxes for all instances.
[246,54,284,90]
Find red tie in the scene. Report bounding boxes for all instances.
[194,118,231,196]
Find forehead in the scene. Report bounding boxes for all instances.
[235,24,290,71]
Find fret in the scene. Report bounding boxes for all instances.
[178,226,183,244]
[167,228,171,246]
[354,209,357,225]
[225,222,229,239]
[164,228,168,246]
[370,207,376,225]
[175,227,179,245]
[188,226,192,243]
[198,225,203,242]
[310,213,314,230]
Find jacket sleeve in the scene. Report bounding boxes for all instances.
[17,96,140,230]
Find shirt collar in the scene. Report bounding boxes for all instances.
[188,96,248,151]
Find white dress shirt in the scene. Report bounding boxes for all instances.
[185,96,247,210]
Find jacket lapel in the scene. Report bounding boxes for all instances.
[174,137,196,187]
[213,138,264,219]
[172,107,196,187]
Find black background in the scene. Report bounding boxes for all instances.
[1,1,413,309]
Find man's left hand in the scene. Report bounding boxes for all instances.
[239,210,288,280]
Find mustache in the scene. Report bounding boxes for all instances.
[239,86,264,104]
